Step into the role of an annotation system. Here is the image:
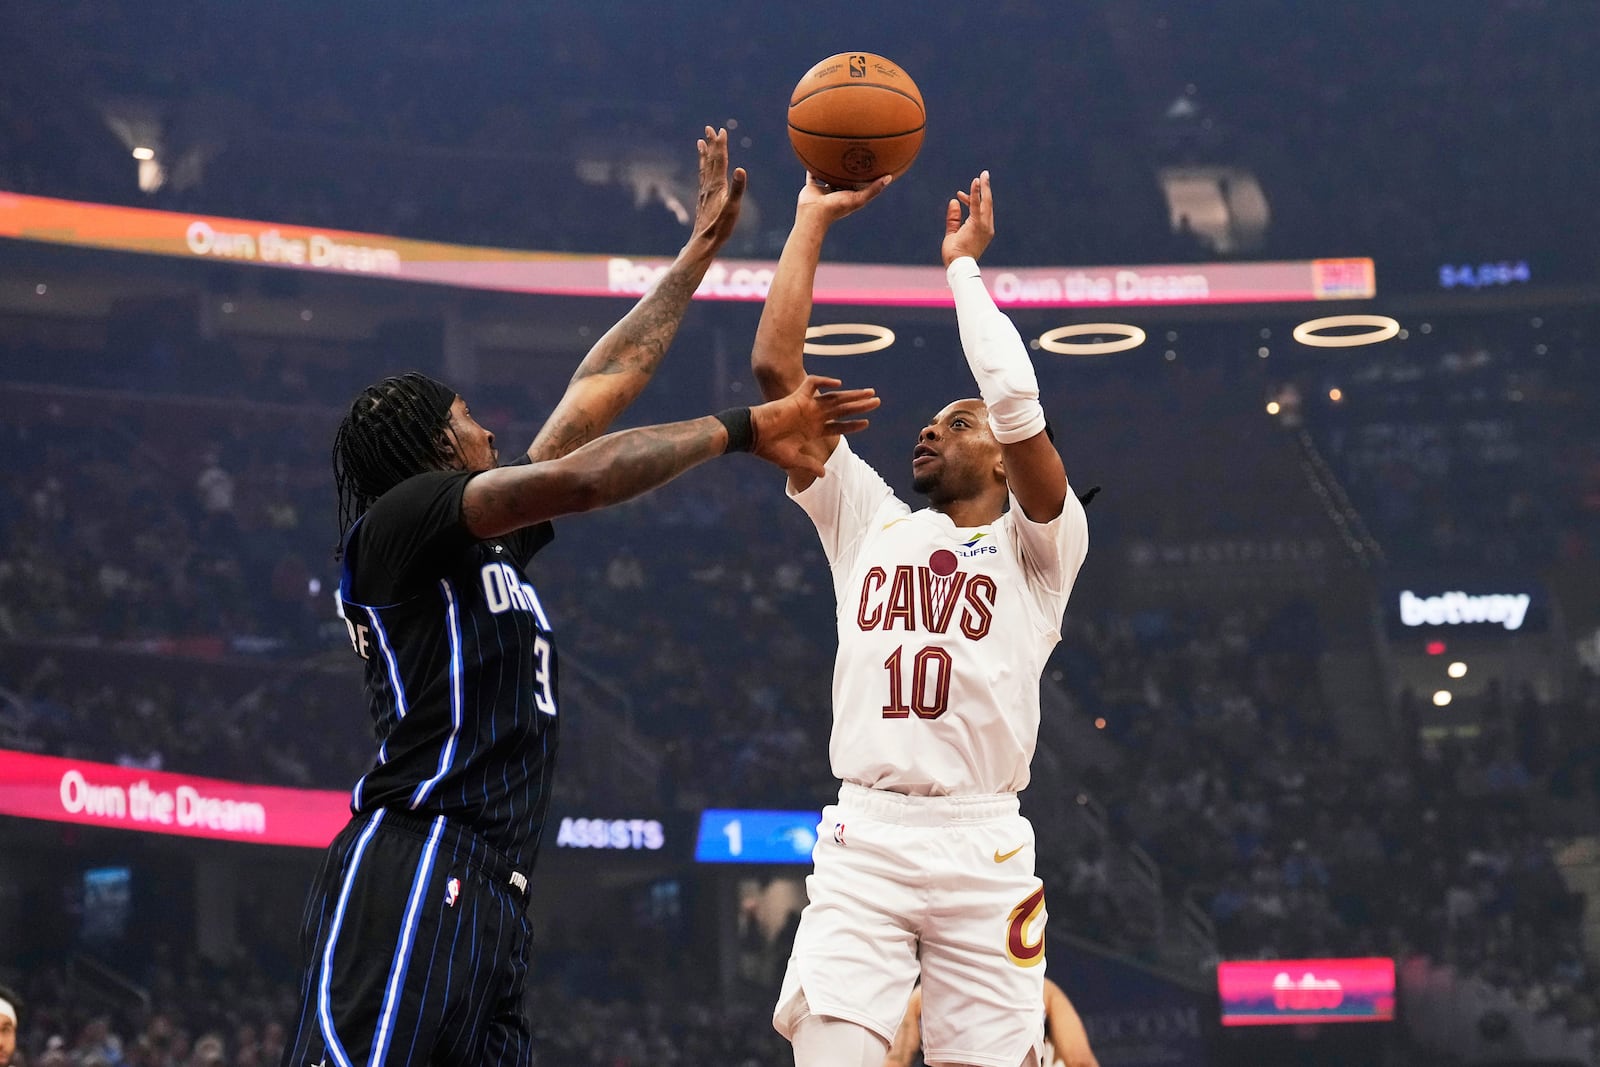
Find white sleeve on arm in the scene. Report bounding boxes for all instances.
[788,438,904,593]
[947,256,1047,444]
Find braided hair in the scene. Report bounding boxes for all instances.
[331,372,459,557]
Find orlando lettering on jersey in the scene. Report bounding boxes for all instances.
[334,469,559,872]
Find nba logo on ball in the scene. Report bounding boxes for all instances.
[444,877,460,908]
[788,51,925,189]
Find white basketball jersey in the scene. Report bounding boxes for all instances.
[789,439,1088,796]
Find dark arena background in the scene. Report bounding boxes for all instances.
[2,2,1599,1065]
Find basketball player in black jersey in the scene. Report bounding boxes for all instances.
[282,129,880,1067]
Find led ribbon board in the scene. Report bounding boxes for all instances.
[0,192,1375,307]
[0,749,351,847]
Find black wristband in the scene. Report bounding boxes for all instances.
[713,407,755,454]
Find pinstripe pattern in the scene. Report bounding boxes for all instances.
[353,607,408,811]
[368,815,446,1066]
[284,814,533,1067]
[339,528,558,872]
[408,579,464,808]
[316,809,386,1067]
[291,487,553,1066]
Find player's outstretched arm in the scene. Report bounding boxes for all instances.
[751,174,890,489]
[526,127,748,463]
[462,376,877,537]
[942,171,1069,522]
[1044,978,1101,1067]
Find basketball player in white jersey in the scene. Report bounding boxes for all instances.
[884,979,1100,1067]
[752,169,1089,1067]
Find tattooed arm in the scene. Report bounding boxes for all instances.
[467,376,879,537]
[525,127,748,462]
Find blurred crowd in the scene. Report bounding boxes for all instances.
[2,1,1595,268]
[1050,605,1600,1035]
[5,950,790,1067]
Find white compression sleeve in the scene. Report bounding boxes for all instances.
[946,256,1047,444]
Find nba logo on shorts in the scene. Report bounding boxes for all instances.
[444,877,460,908]
[833,822,847,846]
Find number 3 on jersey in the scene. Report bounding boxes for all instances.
[532,635,555,717]
[882,645,952,719]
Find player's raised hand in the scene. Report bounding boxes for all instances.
[941,170,996,267]
[750,374,880,478]
[692,126,748,250]
[798,172,893,225]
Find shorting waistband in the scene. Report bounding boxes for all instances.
[837,782,1020,825]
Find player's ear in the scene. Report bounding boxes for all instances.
[993,452,1008,486]
[436,425,462,468]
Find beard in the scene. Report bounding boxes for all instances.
[911,469,939,496]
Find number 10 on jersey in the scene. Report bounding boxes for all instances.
[882,645,952,719]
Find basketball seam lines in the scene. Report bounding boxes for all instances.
[790,81,925,111]
[787,123,926,140]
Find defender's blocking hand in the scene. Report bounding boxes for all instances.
[750,375,880,478]
[692,126,748,251]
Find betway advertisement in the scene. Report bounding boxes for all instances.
[1218,958,1395,1026]
[0,191,1374,307]
[1382,573,1548,638]
[0,749,351,848]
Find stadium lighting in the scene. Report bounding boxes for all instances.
[1266,401,1281,415]
[1329,388,1344,402]
[131,146,155,160]
[1432,690,1453,707]
[1447,661,1468,679]
[803,323,895,356]
[1293,315,1401,348]
[1037,323,1146,355]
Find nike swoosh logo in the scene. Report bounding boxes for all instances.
[994,845,1025,863]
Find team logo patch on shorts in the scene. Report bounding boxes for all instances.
[444,876,461,908]
[1005,887,1046,967]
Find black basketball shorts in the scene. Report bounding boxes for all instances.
[282,809,533,1067]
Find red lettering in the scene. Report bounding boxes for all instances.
[918,568,966,633]
[857,567,887,629]
[882,646,910,717]
[912,646,953,719]
[960,575,997,639]
[883,565,915,630]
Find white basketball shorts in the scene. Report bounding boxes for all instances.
[774,783,1047,1067]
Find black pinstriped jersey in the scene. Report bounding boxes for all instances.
[336,466,558,872]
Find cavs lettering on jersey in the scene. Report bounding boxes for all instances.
[790,439,1088,796]
[336,468,559,872]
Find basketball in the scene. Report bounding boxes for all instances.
[788,52,925,188]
